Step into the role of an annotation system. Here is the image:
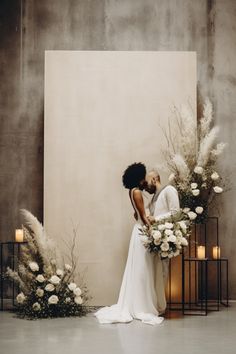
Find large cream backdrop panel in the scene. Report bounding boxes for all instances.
[44,51,196,305]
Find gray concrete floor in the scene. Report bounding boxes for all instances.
[0,304,235,354]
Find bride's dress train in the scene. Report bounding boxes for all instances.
[94,191,164,326]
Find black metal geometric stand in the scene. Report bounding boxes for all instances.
[167,217,229,315]
[182,257,229,315]
[0,241,28,311]
[181,217,229,315]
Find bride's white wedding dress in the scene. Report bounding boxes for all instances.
[94,189,164,325]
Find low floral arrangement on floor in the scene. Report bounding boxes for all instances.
[6,210,90,319]
[140,210,192,259]
[163,99,226,223]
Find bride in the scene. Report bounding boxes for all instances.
[94,163,164,325]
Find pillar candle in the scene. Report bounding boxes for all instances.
[197,245,205,259]
[213,246,221,260]
[15,229,24,242]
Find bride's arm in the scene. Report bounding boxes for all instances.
[133,189,150,227]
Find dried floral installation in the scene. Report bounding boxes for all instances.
[162,99,226,223]
[6,209,90,319]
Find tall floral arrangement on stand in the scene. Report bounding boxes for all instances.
[163,99,226,224]
[7,210,90,319]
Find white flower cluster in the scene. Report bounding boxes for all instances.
[180,166,224,221]
[68,282,83,305]
[16,262,84,310]
[140,211,191,259]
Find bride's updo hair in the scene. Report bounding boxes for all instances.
[122,162,146,189]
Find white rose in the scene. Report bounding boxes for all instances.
[152,230,162,241]
[65,264,72,272]
[168,173,175,182]
[211,172,219,181]
[161,242,169,251]
[181,237,188,246]
[29,262,39,272]
[32,302,41,311]
[16,292,26,304]
[195,206,204,214]
[49,275,61,285]
[213,186,223,194]
[165,222,174,229]
[68,282,77,291]
[192,189,200,196]
[154,238,161,246]
[158,224,166,231]
[45,283,55,292]
[36,274,45,283]
[168,253,174,259]
[168,235,177,243]
[48,295,59,305]
[194,166,203,174]
[56,269,64,277]
[161,251,168,258]
[74,296,83,305]
[183,207,190,213]
[201,183,207,188]
[191,183,198,189]
[36,288,44,297]
[164,229,173,236]
[188,211,197,220]
[73,287,82,296]
[65,297,71,303]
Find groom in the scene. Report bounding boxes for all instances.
[145,168,180,313]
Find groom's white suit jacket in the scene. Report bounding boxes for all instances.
[149,184,180,313]
[150,185,180,221]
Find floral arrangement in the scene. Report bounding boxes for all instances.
[6,210,90,319]
[163,99,226,223]
[140,210,192,259]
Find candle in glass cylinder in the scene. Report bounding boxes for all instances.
[197,246,205,259]
[15,229,24,242]
[213,246,221,259]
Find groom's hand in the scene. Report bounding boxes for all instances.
[147,215,155,224]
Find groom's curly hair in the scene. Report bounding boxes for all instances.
[122,162,146,189]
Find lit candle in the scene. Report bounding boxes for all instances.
[15,229,24,242]
[213,246,221,259]
[197,245,205,259]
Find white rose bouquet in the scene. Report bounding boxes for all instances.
[6,210,90,319]
[140,210,192,259]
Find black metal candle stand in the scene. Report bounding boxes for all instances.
[0,241,28,310]
[167,217,229,315]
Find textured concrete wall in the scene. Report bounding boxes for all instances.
[0,0,236,297]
